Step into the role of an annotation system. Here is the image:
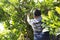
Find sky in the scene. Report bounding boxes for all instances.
[34,0,43,3]
[0,23,4,32]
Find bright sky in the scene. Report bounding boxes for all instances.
[34,0,43,3]
[34,0,57,2]
[0,23,4,32]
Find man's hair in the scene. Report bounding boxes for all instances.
[34,9,41,16]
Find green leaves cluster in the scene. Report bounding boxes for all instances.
[0,0,60,40]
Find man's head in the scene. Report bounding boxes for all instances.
[33,9,41,18]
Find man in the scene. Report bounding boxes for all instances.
[27,9,50,40]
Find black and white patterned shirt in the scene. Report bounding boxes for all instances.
[27,16,48,32]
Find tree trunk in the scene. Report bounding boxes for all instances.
[26,24,33,40]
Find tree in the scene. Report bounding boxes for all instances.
[0,0,60,40]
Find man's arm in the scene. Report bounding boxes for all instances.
[27,14,30,22]
[27,14,34,25]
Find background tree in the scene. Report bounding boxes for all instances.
[0,0,60,40]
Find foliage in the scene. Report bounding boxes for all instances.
[0,0,60,40]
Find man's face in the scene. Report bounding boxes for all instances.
[34,16,39,19]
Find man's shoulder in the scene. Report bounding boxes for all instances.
[30,19,39,23]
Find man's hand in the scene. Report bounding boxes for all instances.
[27,14,30,17]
